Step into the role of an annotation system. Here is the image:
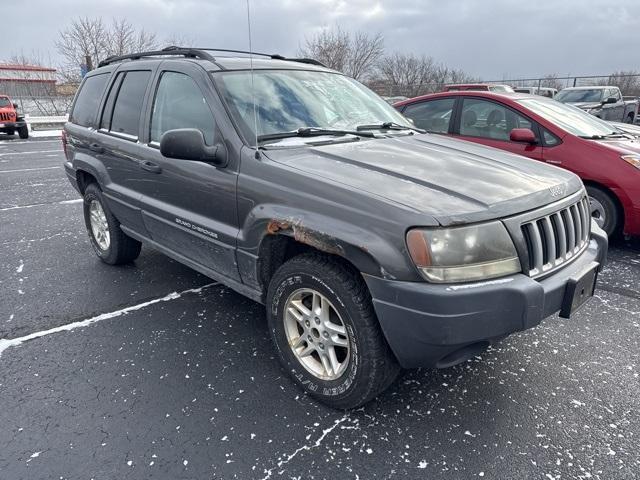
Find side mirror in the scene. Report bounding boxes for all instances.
[510,128,537,144]
[159,128,227,167]
[12,103,18,109]
[603,97,617,104]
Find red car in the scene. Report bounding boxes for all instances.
[395,91,640,237]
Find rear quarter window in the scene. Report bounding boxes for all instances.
[70,73,110,127]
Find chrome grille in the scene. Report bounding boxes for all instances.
[522,196,591,277]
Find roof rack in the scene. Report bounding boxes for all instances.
[97,46,328,69]
[98,47,219,68]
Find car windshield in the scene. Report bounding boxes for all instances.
[517,97,618,137]
[555,89,603,103]
[0,98,11,107]
[214,69,413,145]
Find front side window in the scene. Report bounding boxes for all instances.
[214,69,412,145]
[109,70,151,137]
[459,98,534,141]
[402,98,455,133]
[71,73,110,128]
[150,72,215,145]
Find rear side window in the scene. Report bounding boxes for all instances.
[70,73,110,127]
[150,71,215,145]
[108,71,151,138]
[402,98,455,133]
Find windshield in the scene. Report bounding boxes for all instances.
[517,98,618,137]
[0,98,11,108]
[214,70,413,145]
[555,89,603,103]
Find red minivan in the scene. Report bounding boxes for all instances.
[395,91,640,237]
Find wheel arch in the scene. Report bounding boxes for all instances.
[583,180,625,232]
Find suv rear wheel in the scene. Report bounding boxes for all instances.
[83,183,141,264]
[266,253,400,409]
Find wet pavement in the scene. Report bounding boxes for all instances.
[1,137,638,479]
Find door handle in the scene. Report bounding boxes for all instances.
[140,160,162,174]
[88,143,104,153]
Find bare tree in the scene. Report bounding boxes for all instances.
[539,74,564,91]
[5,52,71,116]
[299,26,383,81]
[608,70,640,96]
[56,17,159,82]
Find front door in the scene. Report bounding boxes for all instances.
[134,63,240,281]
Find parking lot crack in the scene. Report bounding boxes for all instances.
[258,414,349,480]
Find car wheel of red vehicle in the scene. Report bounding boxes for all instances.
[586,186,619,236]
[6,128,15,136]
[266,253,400,409]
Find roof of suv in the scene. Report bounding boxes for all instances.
[96,47,336,73]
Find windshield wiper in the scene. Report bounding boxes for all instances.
[356,121,425,133]
[257,127,375,143]
[579,133,626,140]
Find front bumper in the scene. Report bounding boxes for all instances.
[0,120,25,130]
[364,226,608,368]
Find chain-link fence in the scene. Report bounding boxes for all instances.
[369,74,640,99]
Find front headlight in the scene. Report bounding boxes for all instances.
[406,221,521,283]
[622,154,640,170]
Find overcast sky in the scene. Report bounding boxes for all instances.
[11,0,640,79]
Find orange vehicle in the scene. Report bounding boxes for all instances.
[0,95,28,138]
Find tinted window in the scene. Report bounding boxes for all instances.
[100,72,124,131]
[70,73,110,127]
[0,98,11,107]
[150,72,215,145]
[110,71,151,137]
[403,98,455,133]
[460,98,535,141]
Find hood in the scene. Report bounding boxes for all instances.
[566,102,601,110]
[609,121,640,139]
[264,134,583,226]
[594,136,640,155]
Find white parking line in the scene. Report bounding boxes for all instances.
[0,140,60,146]
[0,283,217,358]
[0,166,61,173]
[0,149,62,157]
[0,198,82,212]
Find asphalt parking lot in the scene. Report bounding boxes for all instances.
[1,137,639,480]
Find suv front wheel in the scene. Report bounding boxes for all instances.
[83,183,141,264]
[266,253,400,409]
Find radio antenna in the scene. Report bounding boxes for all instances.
[246,0,260,159]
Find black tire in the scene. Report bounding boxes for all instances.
[83,183,141,264]
[6,128,15,136]
[625,112,634,124]
[586,185,620,236]
[266,253,400,409]
[18,125,28,139]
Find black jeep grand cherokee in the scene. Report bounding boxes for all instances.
[63,47,607,409]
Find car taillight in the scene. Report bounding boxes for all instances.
[61,130,68,158]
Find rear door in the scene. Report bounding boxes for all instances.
[134,60,240,281]
[96,66,155,233]
[453,97,544,161]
